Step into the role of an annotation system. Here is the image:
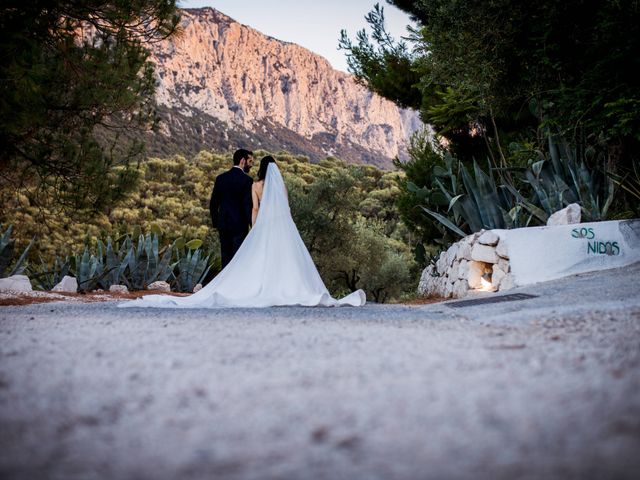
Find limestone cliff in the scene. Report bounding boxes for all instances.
[148,8,421,168]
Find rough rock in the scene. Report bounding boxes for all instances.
[452,280,469,298]
[477,231,499,246]
[148,8,422,167]
[547,203,581,226]
[471,243,499,264]
[491,268,506,290]
[109,285,129,294]
[496,239,509,259]
[417,269,430,295]
[458,259,469,279]
[467,261,485,289]
[444,281,454,298]
[419,279,432,296]
[147,281,171,292]
[449,262,460,281]
[52,276,78,293]
[458,241,473,261]
[436,253,447,276]
[428,278,441,296]
[0,275,32,292]
[499,274,516,291]
[497,258,510,275]
[193,283,203,293]
[446,243,459,267]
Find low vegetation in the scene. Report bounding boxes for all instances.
[1,151,420,302]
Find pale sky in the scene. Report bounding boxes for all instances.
[179,1,413,72]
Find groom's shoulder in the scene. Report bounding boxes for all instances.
[215,168,252,185]
[215,168,234,181]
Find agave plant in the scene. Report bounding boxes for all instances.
[72,248,105,292]
[171,239,212,293]
[418,155,531,238]
[96,236,133,289]
[521,135,615,222]
[122,233,176,290]
[28,255,72,291]
[0,224,34,278]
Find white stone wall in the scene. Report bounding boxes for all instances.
[418,218,640,299]
[418,230,514,299]
[494,218,640,286]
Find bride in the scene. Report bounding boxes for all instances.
[120,156,366,308]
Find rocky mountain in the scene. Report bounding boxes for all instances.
[146,8,421,168]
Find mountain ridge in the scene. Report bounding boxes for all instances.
[146,7,421,168]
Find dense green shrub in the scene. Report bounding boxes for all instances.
[402,132,621,242]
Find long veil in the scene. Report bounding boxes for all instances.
[119,163,366,308]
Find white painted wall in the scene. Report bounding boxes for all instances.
[494,219,640,286]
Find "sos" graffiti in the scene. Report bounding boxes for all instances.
[571,227,595,239]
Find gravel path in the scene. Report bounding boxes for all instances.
[1,264,640,480]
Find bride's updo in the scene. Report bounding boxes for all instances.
[257,156,276,181]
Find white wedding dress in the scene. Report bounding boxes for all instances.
[119,163,366,308]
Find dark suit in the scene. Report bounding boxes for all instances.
[209,167,253,269]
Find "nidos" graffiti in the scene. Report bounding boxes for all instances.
[587,241,620,256]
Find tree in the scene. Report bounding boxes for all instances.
[339,3,423,110]
[338,218,415,303]
[340,1,640,171]
[0,0,180,211]
[286,161,418,301]
[393,128,450,258]
[287,165,363,292]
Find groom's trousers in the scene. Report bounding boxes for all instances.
[219,229,248,270]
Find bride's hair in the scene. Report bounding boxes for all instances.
[257,156,276,181]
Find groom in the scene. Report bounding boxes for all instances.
[209,149,254,269]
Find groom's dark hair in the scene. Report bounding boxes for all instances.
[233,149,253,165]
